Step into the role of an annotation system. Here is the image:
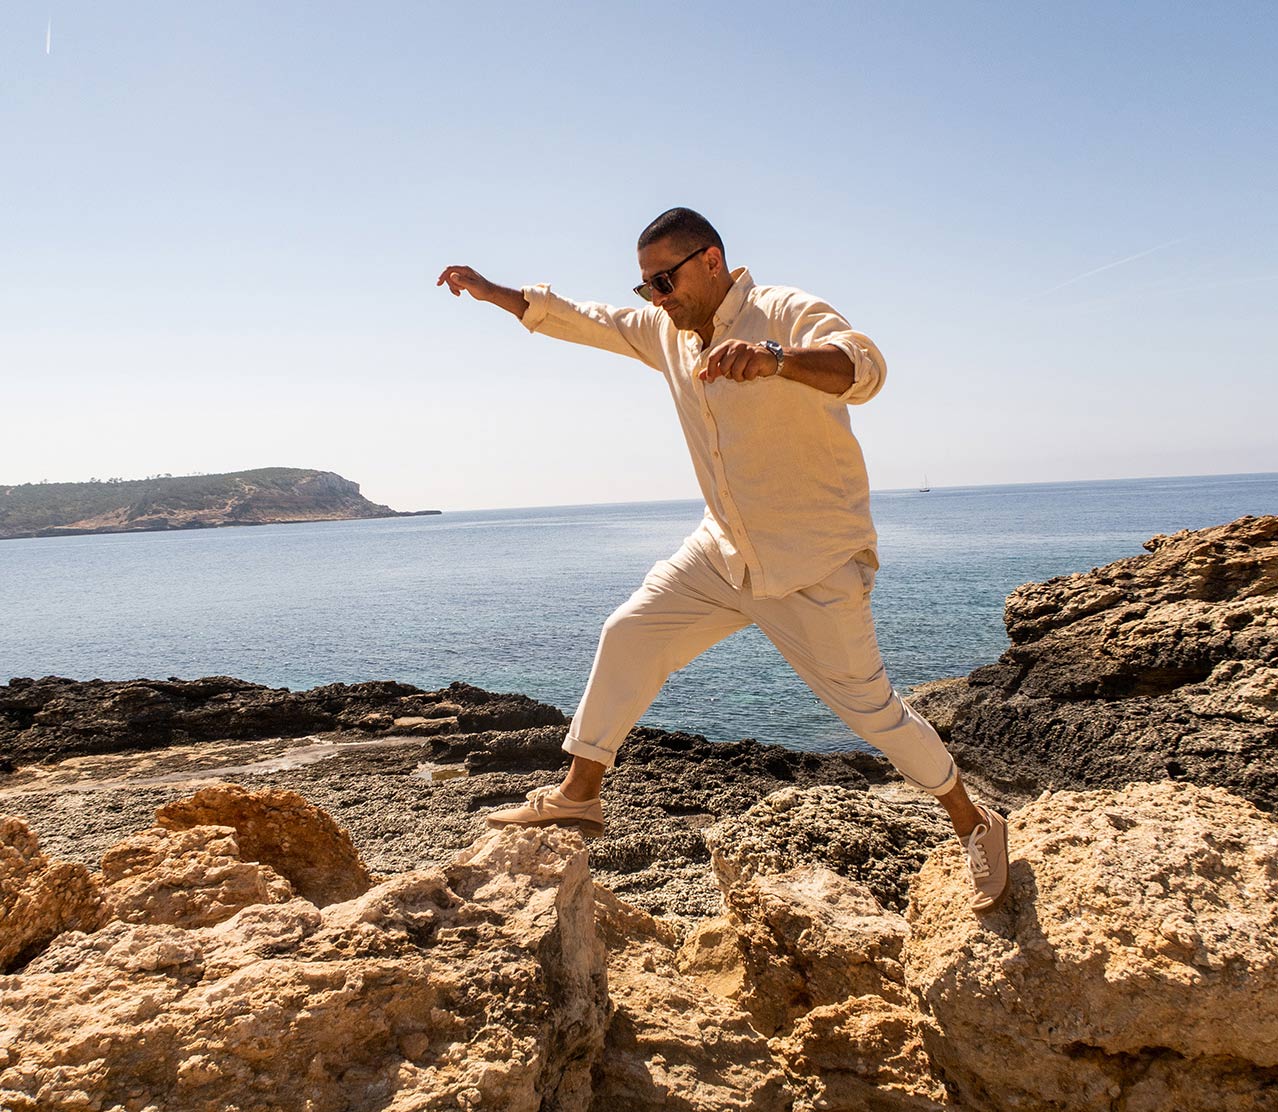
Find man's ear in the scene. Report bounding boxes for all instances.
[706,245,727,278]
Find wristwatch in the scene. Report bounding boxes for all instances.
[761,339,785,376]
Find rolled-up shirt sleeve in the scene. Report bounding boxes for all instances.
[521,284,667,371]
[784,295,886,405]
[828,330,886,405]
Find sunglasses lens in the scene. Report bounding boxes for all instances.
[651,274,674,296]
[635,284,654,302]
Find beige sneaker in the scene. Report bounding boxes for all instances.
[485,785,605,838]
[964,805,1010,912]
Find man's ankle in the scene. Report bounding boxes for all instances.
[558,783,600,804]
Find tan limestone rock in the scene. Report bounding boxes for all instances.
[672,862,959,1109]
[905,780,1278,1111]
[155,783,372,906]
[770,996,960,1112]
[589,885,791,1112]
[716,864,909,1036]
[0,815,105,973]
[100,823,295,927]
[676,914,748,1000]
[0,825,606,1112]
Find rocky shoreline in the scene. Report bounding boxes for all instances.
[2,514,1276,1110]
[909,513,1277,814]
[0,675,942,920]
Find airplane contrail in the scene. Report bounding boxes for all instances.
[1022,238,1184,302]
[1025,264,1278,312]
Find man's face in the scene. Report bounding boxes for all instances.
[637,238,722,332]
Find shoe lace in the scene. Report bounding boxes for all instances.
[525,786,558,815]
[965,824,991,880]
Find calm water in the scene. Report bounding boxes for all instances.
[2,473,1274,754]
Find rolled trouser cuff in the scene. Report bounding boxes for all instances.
[562,733,618,770]
[898,756,959,797]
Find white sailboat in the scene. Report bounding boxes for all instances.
[919,473,930,492]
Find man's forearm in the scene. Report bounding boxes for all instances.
[776,345,856,396]
[482,283,529,320]
[437,266,529,320]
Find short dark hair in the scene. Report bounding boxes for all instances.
[637,207,725,257]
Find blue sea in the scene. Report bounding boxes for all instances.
[2,473,1274,755]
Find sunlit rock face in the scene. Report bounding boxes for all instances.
[0,816,105,974]
[154,784,374,907]
[0,819,606,1112]
[905,780,1278,1112]
[5,759,1278,1107]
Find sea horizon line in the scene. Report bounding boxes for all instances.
[437,469,1278,516]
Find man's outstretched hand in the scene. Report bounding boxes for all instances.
[437,265,495,300]
[436,265,529,320]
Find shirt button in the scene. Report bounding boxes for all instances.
[712,450,721,459]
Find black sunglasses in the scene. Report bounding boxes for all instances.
[634,246,709,302]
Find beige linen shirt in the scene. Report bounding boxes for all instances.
[520,267,887,599]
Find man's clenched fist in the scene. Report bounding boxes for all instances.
[701,339,782,384]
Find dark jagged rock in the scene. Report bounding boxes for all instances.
[0,676,565,768]
[910,514,1278,812]
[442,681,568,733]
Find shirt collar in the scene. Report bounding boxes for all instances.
[713,267,753,333]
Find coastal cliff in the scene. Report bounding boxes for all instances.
[1,514,1276,1109]
[0,467,438,540]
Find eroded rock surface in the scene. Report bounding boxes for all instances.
[705,784,951,912]
[100,824,295,928]
[906,780,1278,1111]
[594,859,956,1111]
[590,886,792,1112]
[0,822,607,1112]
[155,784,372,906]
[0,816,104,973]
[910,515,1278,811]
[675,862,956,1111]
[8,776,1278,1111]
[0,679,888,921]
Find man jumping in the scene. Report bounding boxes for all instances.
[437,207,1010,910]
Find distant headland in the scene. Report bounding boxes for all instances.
[0,467,439,540]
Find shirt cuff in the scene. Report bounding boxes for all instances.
[828,333,886,405]
[520,284,552,333]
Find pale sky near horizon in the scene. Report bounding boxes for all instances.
[2,2,1275,512]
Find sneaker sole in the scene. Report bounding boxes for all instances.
[973,885,1010,913]
[486,816,605,839]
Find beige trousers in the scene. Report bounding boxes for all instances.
[562,538,960,796]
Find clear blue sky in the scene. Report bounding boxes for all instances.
[3,2,1275,510]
